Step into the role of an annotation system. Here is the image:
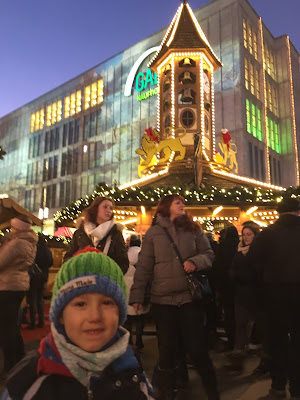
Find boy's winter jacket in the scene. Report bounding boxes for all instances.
[3,332,154,400]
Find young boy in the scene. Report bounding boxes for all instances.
[2,247,154,399]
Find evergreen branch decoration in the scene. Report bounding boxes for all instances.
[53,182,300,225]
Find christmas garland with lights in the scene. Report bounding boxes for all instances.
[53,183,300,225]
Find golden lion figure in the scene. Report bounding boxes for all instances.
[136,127,186,171]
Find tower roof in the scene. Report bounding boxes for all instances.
[148,2,222,71]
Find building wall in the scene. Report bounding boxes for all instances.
[0,0,299,218]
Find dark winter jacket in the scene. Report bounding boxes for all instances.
[250,213,300,302]
[129,214,214,306]
[35,240,53,283]
[63,224,129,274]
[213,229,239,299]
[231,249,257,310]
[3,337,153,400]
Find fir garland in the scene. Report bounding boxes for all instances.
[53,183,300,225]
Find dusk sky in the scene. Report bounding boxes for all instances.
[1,0,299,118]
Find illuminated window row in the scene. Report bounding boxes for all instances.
[30,109,45,133]
[263,44,276,80]
[46,100,62,127]
[245,57,260,99]
[30,79,104,132]
[243,19,258,60]
[64,90,82,119]
[84,79,104,110]
[266,116,281,153]
[246,99,263,141]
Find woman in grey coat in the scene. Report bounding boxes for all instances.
[130,194,219,400]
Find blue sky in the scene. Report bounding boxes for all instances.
[0,0,299,118]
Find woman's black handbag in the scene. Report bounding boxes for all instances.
[162,227,213,305]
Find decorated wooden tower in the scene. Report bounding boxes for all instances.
[148,0,222,162]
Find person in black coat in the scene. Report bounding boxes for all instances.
[226,224,260,370]
[213,225,239,349]
[250,199,300,400]
[63,196,129,274]
[27,234,53,329]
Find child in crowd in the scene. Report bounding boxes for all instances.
[2,247,154,400]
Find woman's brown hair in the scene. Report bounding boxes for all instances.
[83,196,114,225]
[153,194,201,232]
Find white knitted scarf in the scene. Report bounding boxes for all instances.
[84,219,115,247]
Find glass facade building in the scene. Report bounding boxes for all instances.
[0,0,299,219]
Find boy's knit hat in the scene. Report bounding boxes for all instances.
[50,247,127,330]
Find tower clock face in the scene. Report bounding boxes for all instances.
[203,71,210,94]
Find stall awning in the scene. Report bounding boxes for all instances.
[0,198,42,230]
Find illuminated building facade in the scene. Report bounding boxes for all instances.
[0,0,299,221]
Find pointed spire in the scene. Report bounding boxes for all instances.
[148,2,222,71]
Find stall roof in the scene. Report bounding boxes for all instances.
[0,197,42,230]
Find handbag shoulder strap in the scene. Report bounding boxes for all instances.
[162,227,185,269]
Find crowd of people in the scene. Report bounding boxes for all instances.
[0,194,299,400]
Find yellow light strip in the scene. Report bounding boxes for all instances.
[118,218,138,225]
[119,168,169,190]
[286,36,300,185]
[200,55,205,151]
[166,4,183,47]
[211,70,216,155]
[171,57,175,136]
[246,206,258,215]
[209,161,285,191]
[212,206,223,215]
[157,72,161,131]
[259,18,271,183]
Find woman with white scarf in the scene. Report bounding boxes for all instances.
[63,197,129,274]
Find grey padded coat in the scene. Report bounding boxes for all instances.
[129,215,214,306]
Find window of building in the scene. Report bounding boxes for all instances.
[30,109,45,133]
[248,24,253,55]
[46,100,62,127]
[61,152,67,176]
[83,115,90,140]
[43,159,48,181]
[90,112,96,137]
[44,131,50,153]
[243,19,258,60]
[181,109,194,128]
[84,79,104,110]
[50,129,55,152]
[244,58,249,90]
[245,58,260,100]
[54,127,60,150]
[246,99,263,141]
[255,69,260,99]
[95,141,102,167]
[69,120,74,145]
[59,181,71,207]
[63,124,68,147]
[264,44,276,80]
[250,63,255,95]
[266,116,281,153]
[260,149,266,181]
[64,90,82,119]
[73,148,79,173]
[75,119,80,143]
